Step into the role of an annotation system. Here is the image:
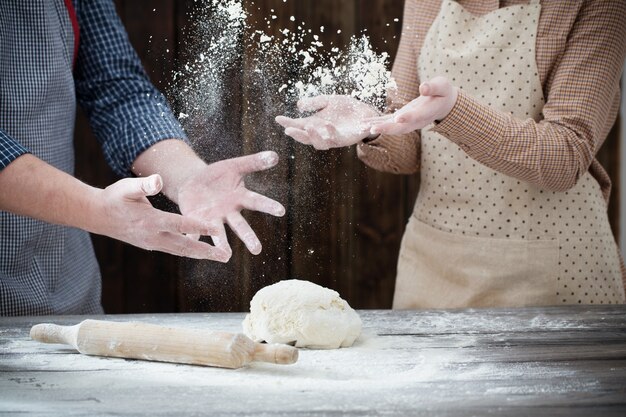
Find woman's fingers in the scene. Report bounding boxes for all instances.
[297,95,330,112]
[419,76,452,97]
[275,115,306,130]
[284,127,313,145]
[226,212,262,255]
[363,114,394,124]
[324,123,344,146]
[304,125,332,150]
[370,121,412,136]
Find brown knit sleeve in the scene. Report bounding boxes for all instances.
[431,0,626,193]
[357,0,422,175]
[357,131,421,174]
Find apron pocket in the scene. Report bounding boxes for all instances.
[394,218,560,309]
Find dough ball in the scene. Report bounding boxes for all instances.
[242,279,362,349]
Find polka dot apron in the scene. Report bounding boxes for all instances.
[393,0,626,309]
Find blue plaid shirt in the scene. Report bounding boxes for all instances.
[0,0,186,315]
[0,0,186,175]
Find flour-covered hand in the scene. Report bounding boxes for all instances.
[276,95,379,150]
[175,151,286,256]
[367,76,458,136]
[94,174,230,261]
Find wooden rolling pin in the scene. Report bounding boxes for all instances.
[30,319,298,369]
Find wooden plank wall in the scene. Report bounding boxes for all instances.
[73,0,622,314]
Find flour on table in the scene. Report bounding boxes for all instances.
[243,279,362,349]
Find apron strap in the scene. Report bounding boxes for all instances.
[62,0,80,69]
[529,0,540,5]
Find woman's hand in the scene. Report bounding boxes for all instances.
[367,76,458,136]
[276,95,380,150]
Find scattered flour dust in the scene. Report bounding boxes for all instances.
[168,0,399,249]
[173,0,397,137]
[250,12,397,109]
[171,0,249,151]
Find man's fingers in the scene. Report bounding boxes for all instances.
[231,151,280,175]
[157,212,218,236]
[210,222,231,255]
[297,95,330,113]
[243,191,285,217]
[155,232,231,262]
[226,212,262,255]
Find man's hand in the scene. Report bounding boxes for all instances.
[367,76,458,135]
[94,174,232,262]
[0,154,233,262]
[275,95,379,150]
[175,151,286,256]
[133,142,286,258]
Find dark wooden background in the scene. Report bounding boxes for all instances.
[74,0,622,314]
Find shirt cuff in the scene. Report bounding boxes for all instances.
[357,138,392,170]
[101,110,188,177]
[431,90,509,155]
[0,130,30,171]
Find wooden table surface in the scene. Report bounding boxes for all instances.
[1,306,625,416]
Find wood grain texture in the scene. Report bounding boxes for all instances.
[72,1,622,314]
[237,0,296,310]
[176,0,247,312]
[1,306,625,416]
[351,0,406,308]
[74,1,182,314]
[288,0,358,301]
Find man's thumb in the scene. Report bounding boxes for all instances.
[121,174,163,199]
[141,174,163,196]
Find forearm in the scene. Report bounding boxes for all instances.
[0,154,100,231]
[432,91,616,192]
[75,1,189,178]
[131,139,206,202]
[433,0,626,192]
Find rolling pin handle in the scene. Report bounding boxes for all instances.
[30,323,79,348]
[253,343,298,365]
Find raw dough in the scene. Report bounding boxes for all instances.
[242,279,362,349]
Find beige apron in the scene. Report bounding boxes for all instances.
[394,0,626,309]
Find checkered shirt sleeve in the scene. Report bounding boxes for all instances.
[432,0,626,197]
[0,129,29,171]
[358,0,626,204]
[74,0,187,177]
